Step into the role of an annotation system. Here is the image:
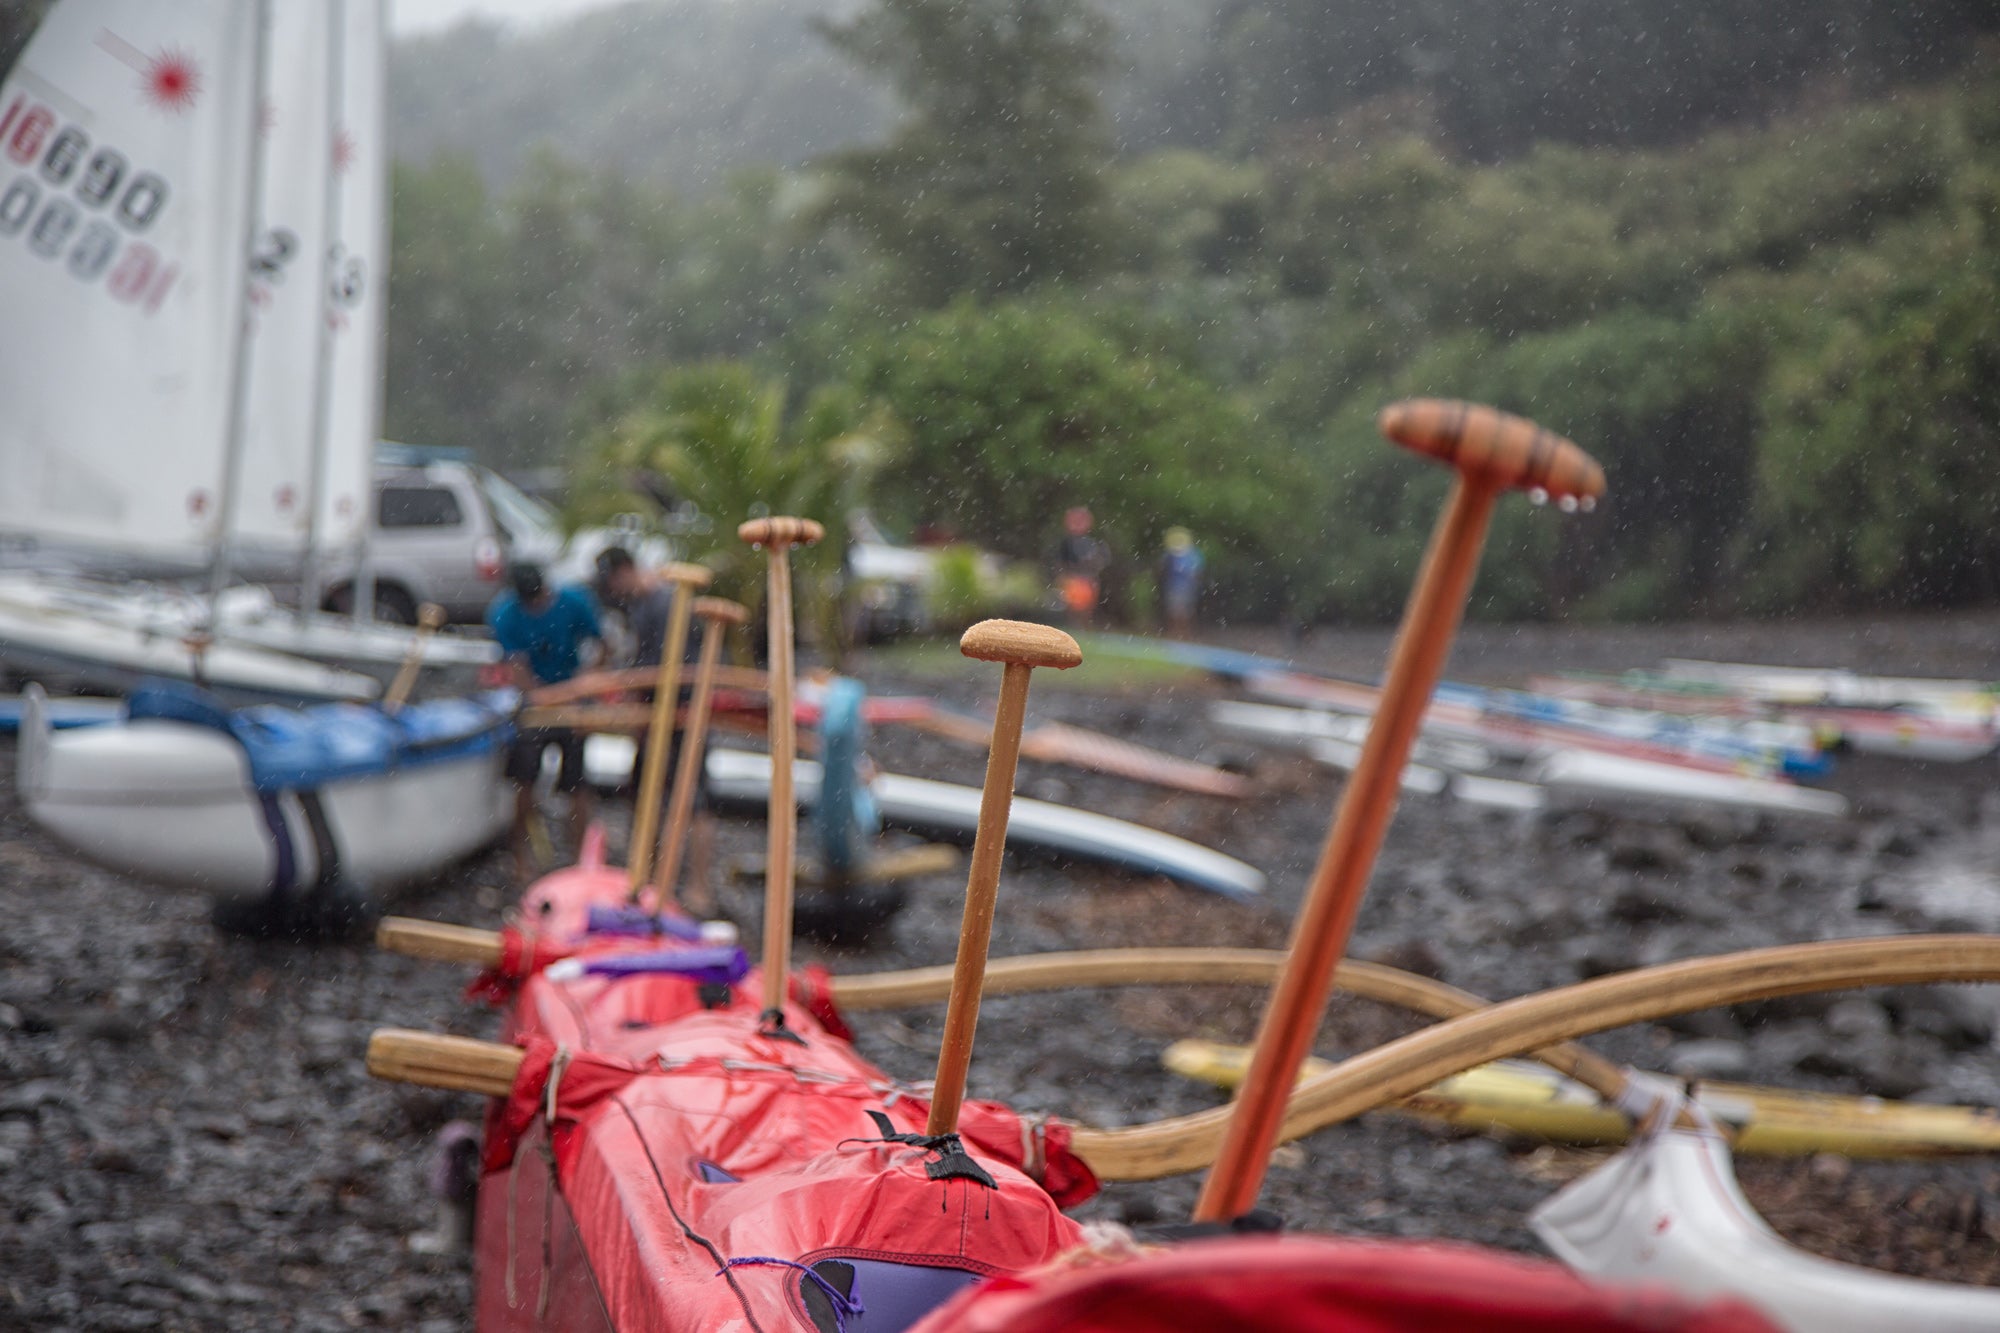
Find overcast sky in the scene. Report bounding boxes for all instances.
[391,0,630,37]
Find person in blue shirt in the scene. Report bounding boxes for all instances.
[1159,526,1205,639]
[487,562,604,879]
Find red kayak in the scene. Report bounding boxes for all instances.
[445,833,1777,1333]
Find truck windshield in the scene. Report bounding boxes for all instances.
[478,468,559,545]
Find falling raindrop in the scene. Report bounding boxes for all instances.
[1528,488,1549,506]
[1558,495,1579,513]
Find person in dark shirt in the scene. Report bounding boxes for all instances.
[1054,505,1110,626]
[594,546,716,899]
[593,546,702,669]
[487,562,604,879]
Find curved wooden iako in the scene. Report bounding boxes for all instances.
[1195,399,1602,1222]
[365,935,2000,1181]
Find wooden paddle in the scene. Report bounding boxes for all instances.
[624,563,714,896]
[926,621,1083,1136]
[365,934,2000,1178]
[382,602,447,713]
[740,516,824,1032]
[649,595,748,908]
[1194,399,1604,1223]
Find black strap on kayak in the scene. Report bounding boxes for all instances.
[758,1007,807,1045]
[848,1109,997,1189]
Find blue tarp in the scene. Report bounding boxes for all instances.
[127,681,515,792]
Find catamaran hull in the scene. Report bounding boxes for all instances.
[19,718,510,902]
[0,582,378,707]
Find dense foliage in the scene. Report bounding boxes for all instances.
[9,2,1997,622]
[381,2,1999,622]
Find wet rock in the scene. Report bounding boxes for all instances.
[1883,984,1999,1051]
[1362,937,1447,981]
[1604,824,1693,873]
[1608,882,1689,924]
[0,1078,70,1115]
[1666,1039,1752,1081]
[1850,1033,1949,1100]
[1661,1007,1743,1041]
[1867,820,1932,859]
[1824,997,1892,1042]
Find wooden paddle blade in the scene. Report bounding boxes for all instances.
[367,1029,521,1097]
[376,916,502,966]
[1378,399,1604,503]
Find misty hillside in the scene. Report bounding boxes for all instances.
[388,0,1999,192]
[388,0,1219,192]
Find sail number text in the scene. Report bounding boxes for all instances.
[0,95,179,313]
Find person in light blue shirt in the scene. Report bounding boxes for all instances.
[487,562,604,878]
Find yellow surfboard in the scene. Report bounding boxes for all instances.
[1162,1039,2000,1158]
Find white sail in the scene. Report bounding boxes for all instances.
[228,0,334,564]
[236,0,385,570]
[316,0,387,556]
[0,1,258,572]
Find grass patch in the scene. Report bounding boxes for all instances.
[860,633,1206,689]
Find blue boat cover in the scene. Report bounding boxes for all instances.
[127,680,515,792]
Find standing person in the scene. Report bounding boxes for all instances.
[593,546,714,835]
[488,561,604,880]
[1054,505,1109,628]
[1159,526,1205,639]
[593,546,698,670]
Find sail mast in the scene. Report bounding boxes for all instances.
[298,0,346,622]
[207,0,275,608]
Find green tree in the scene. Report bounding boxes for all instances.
[835,296,1310,616]
[811,0,1121,305]
[570,362,901,650]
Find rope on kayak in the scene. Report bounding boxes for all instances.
[722,1258,865,1333]
[616,1098,767,1333]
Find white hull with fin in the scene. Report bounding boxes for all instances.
[16,684,511,902]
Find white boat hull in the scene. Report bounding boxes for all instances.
[20,713,510,903]
[702,747,1266,900]
[1533,1124,2000,1332]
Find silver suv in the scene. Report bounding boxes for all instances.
[320,444,563,624]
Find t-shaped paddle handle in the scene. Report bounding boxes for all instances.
[648,595,750,908]
[626,562,714,895]
[738,516,823,1030]
[927,620,1082,1136]
[1195,401,1603,1222]
[1378,398,1604,505]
